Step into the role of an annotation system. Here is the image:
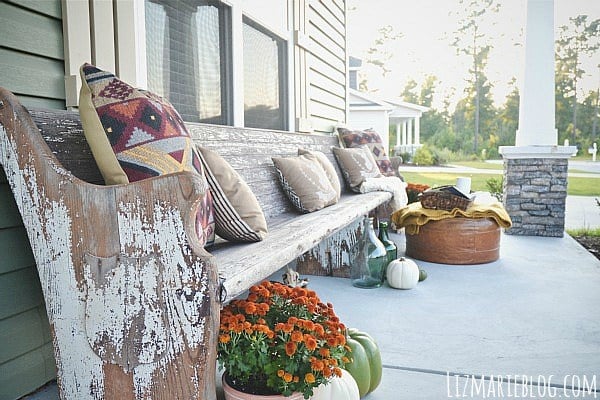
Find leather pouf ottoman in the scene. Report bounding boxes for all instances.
[405,217,500,264]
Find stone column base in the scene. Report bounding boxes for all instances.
[499,146,576,237]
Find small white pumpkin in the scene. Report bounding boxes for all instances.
[311,369,360,400]
[386,257,420,289]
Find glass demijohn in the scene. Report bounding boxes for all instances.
[351,217,387,288]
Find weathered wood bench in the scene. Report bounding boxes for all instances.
[0,88,391,399]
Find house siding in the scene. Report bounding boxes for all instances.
[0,0,66,109]
[0,1,62,398]
[305,0,347,134]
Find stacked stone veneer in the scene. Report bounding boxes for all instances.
[503,158,568,237]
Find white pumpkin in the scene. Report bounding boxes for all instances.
[311,369,360,400]
[386,257,420,289]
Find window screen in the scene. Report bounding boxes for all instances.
[242,18,287,130]
[145,0,231,124]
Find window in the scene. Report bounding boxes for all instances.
[242,18,287,130]
[145,0,231,125]
[143,0,289,130]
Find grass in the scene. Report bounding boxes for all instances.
[450,160,599,174]
[401,171,600,196]
[566,227,600,237]
[450,161,503,170]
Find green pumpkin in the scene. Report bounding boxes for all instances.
[345,328,383,397]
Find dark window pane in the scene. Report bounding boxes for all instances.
[145,0,230,125]
[243,19,286,130]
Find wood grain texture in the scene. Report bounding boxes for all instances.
[0,91,392,397]
[0,89,219,399]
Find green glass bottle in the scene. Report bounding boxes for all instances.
[350,217,387,288]
[378,221,398,269]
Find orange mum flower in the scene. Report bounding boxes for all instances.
[319,348,330,358]
[291,330,303,343]
[285,341,297,356]
[334,367,342,378]
[277,369,285,378]
[244,302,257,315]
[304,373,316,384]
[283,373,293,383]
[305,335,318,351]
[311,359,325,371]
[219,334,230,344]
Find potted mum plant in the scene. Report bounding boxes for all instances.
[218,281,351,399]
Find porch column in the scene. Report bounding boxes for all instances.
[406,119,412,146]
[401,120,407,146]
[499,0,576,237]
[414,116,421,145]
[396,122,402,147]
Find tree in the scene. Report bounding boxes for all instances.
[496,78,519,147]
[365,25,403,78]
[450,0,501,153]
[400,79,418,103]
[556,15,600,144]
[418,75,438,107]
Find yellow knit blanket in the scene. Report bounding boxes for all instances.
[392,201,513,235]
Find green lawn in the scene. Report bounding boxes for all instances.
[401,171,600,196]
[451,160,596,174]
[450,161,503,170]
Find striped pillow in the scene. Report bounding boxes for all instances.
[197,147,268,242]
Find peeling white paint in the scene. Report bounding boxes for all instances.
[1,119,216,399]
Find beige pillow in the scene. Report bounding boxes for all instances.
[297,148,341,200]
[197,147,268,242]
[272,154,338,213]
[332,146,383,191]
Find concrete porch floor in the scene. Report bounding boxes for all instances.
[23,225,600,399]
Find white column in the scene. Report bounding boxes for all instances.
[515,0,557,146]
[406,119,413,146]
[402,121,407,146]
[396,123,402,147]
[414,116,421,145]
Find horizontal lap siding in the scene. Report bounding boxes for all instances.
[0,2,63,397]
[306,0,347,134]
[0,0,65,109]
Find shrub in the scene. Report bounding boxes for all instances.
[412,146,434,166]
[486,177,504,201]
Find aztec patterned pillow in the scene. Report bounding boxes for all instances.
[337,127,396,177]
[78,63,215,247]
[272,154,338,213]
[332,146,383,192]
[197,147,268,242]
[297,148,341,200]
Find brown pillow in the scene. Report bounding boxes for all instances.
[197,147,268,242]
[332,146,383,192]
[297,148,341,200]
[272,154,338,213]
[337,127,396,176]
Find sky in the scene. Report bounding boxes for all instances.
[347,0,600,110]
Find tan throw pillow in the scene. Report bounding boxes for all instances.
[337,127,396,176]
[197,147,268,242]
[272,154,338,213]
[297,148,341,200]
[332,146,383,192]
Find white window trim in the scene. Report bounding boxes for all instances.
[125,0,295,131]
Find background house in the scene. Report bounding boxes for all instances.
[0,0,350,398]
[347,56,428,155]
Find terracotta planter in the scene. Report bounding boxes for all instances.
[222,375,304,400]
